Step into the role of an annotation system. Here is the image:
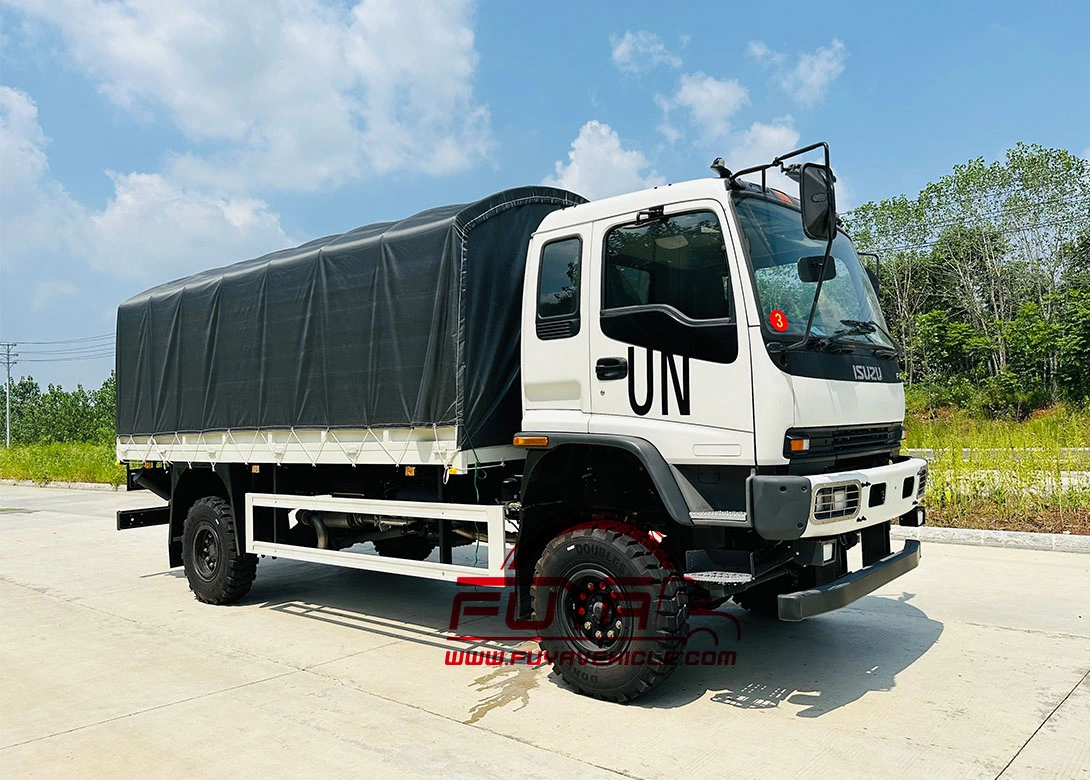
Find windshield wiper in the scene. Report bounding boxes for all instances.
[837,319,901,359]
[777,332,856,354]
[815,321,875,352]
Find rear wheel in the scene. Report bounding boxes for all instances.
[182,496,257,604]
[373,536,435,561]
[532,523,688,702]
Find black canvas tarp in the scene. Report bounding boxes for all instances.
[116,186,586,448]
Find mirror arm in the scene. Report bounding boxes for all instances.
[787,232,837,351]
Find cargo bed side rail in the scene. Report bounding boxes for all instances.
[244,493,510,585]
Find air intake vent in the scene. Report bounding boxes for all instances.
[813,482,861,522]
[536,319,578,340]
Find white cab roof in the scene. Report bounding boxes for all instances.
[535,178,733,234]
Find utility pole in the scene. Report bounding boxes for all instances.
[1,343,16,448]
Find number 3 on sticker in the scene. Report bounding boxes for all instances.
[770,309,789,332]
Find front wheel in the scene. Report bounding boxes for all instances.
[182,496,257,604]
[532,523,688,702]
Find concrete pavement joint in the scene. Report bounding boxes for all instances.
[298,663,641,780]
[994,667,1090,779]
[959,621,1090,641]
[0,573,314,675]
[2,573,607,773]
[0,670,301,751]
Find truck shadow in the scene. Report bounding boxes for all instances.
[638,591,943,715]
[247,559,941,719]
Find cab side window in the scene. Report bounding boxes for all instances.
[536,237,582,340]
[604,210,732,321]
[600,210,738,364]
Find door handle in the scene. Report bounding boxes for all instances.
[596,356,628,381]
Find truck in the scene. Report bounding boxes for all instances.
[116,142,926,702]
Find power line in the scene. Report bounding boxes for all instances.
[20,351,114,363]
[849,194,1090,248]
[20,344,117,356]
[10,333,113,345]
[862,213,1090,256]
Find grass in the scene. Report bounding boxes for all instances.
[906,404,1090,535]
[0,442,125,486]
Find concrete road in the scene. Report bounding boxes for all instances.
[1,485,1088,780]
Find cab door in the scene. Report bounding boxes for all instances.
[587,200,755,464]
[521,228,592,433]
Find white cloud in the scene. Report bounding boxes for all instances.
[610,30,682,75]
[31,280,79,310]
[724,118,855,207]
[0,86,290,280]
[745,40,784,67]
[724,119,802,192]
[1082,146,1090,161]
[657,72,749,145]
[2,0,493,192]
[87,172,290,277]
[0,86,88,261]
[543,121,665,200]
[747,39,847,106]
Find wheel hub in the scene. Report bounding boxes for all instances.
[194,525,219,580]
[563,570,629,653]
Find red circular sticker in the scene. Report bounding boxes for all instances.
[769,309,789,332]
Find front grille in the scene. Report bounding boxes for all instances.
[813,482,861,522]
[917,465,928,498]
[784,423,902,468]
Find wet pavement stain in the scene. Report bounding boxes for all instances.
[465,643,545,724]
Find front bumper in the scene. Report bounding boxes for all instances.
[746,456,928,541]
[777,539,922,621]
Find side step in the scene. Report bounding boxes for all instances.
[685,571,754,591]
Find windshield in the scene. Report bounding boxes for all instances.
[732,193,893,350]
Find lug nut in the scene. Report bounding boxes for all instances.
[584,621,591,630]
[607,631,615,639]
[595,631,602,639]
[615,620,622,629]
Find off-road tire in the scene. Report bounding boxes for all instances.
[532,524,688,702]
[182,496,257,604]
[373,536,436,561]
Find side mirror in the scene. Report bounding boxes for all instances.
[859,251,880,295]
[798,255,837,283]
[799,163,836,241]
[864,265,880,295]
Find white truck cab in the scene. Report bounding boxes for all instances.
[512,144,925,691]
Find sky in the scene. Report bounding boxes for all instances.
[1,0,1088,389]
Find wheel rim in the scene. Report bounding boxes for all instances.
[557,566,634,659]
[193,522,220,581]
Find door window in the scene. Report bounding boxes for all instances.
[536,237,582,339]
[604,211,733,321]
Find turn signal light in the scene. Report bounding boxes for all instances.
[788,437,810,453]
[513,435,549,447]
